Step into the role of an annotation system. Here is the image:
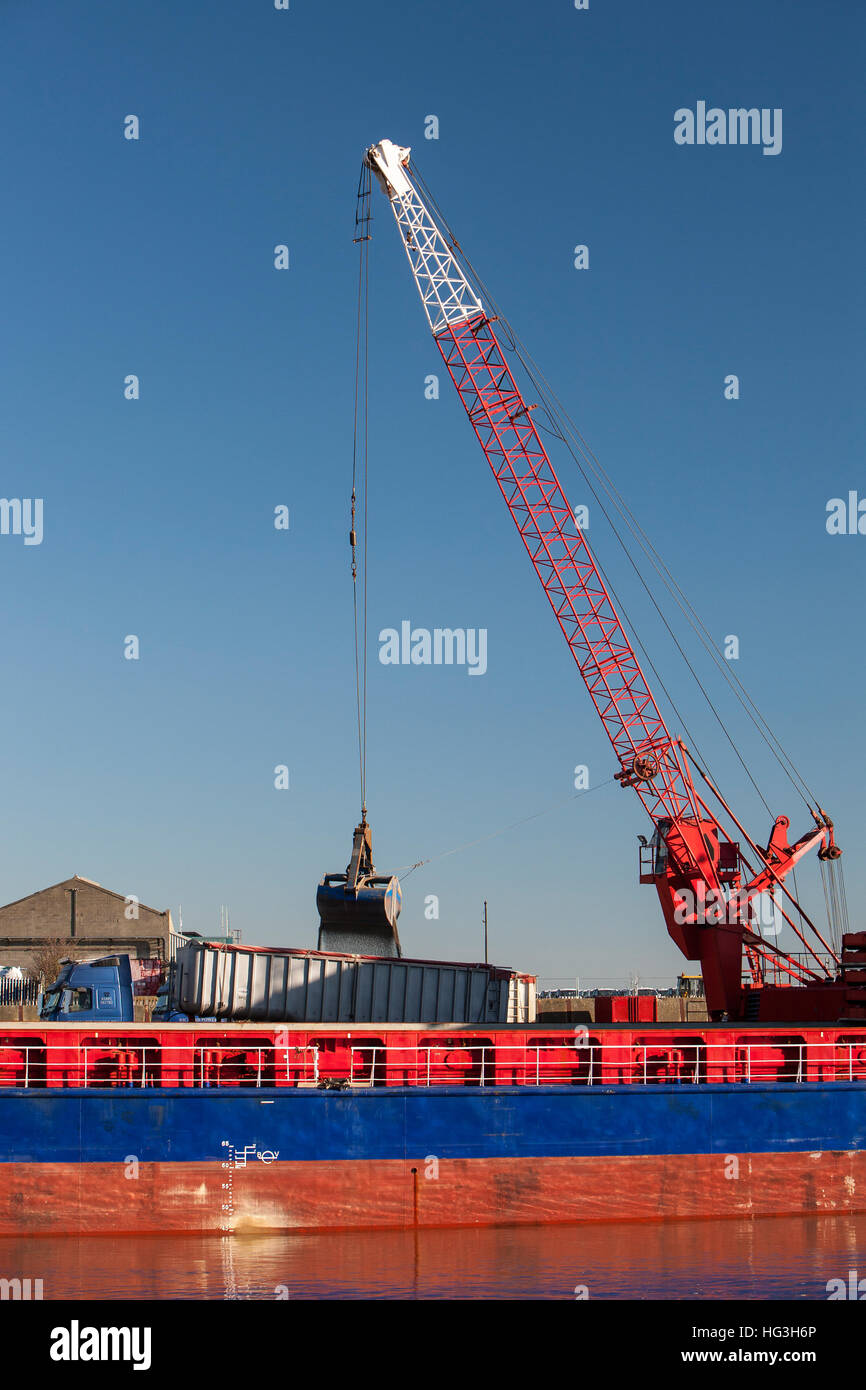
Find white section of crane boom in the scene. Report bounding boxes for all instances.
[365,138,483,334]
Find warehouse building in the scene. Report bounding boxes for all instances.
[0,875,172,976]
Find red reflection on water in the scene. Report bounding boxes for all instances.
[1,1214,865,1300]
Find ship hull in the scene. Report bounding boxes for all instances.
[1,1083,865,1234]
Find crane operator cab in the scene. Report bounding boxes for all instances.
[316,818,403,958]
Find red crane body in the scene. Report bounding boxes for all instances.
[366,139,855,1023]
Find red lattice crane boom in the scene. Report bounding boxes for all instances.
[366,139,850,1022]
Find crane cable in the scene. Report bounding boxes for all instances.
[412,160,818,817]
[506,342,849,948]
[395,776,618,880]
[410,160,848,947]
[410,165,744,809]
[821,856,850,957]
[352,163,622,889]
[351,162,372,819]
[495,326,842,942]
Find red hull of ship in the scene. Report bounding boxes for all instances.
[2,1151,866,1236]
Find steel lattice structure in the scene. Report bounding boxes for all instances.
[435,311,695,829]
[365,139,847,1022]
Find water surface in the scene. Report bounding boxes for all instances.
[2,1214,864,1300]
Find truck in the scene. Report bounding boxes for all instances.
[39,955,135,1023]
[36,945,536,1025]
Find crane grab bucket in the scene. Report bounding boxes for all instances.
[316,819,403,958]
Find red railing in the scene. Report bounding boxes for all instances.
[1,1027,865,1090]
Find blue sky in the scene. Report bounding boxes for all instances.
[1,0,862,986]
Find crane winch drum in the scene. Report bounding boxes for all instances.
[316,818,403,958]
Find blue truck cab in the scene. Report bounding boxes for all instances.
[39,955,135,1023]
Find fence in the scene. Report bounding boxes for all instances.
[750,952,838,987]
[0,978,38,1008]
[1,1039,866,1090]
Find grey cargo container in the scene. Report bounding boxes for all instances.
[174,941,535,1024]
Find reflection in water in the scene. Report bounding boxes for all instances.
[1,1214,864,1300]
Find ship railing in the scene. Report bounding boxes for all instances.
[1,1040,866,1088]
[288,1042,866,1089]
[746,952,837,988]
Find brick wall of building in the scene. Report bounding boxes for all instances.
[0,875,171,973]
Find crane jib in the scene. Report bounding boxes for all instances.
[432,308,692,830]
[365,137,850,1024]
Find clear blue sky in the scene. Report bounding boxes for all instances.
[1,0,862,986]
